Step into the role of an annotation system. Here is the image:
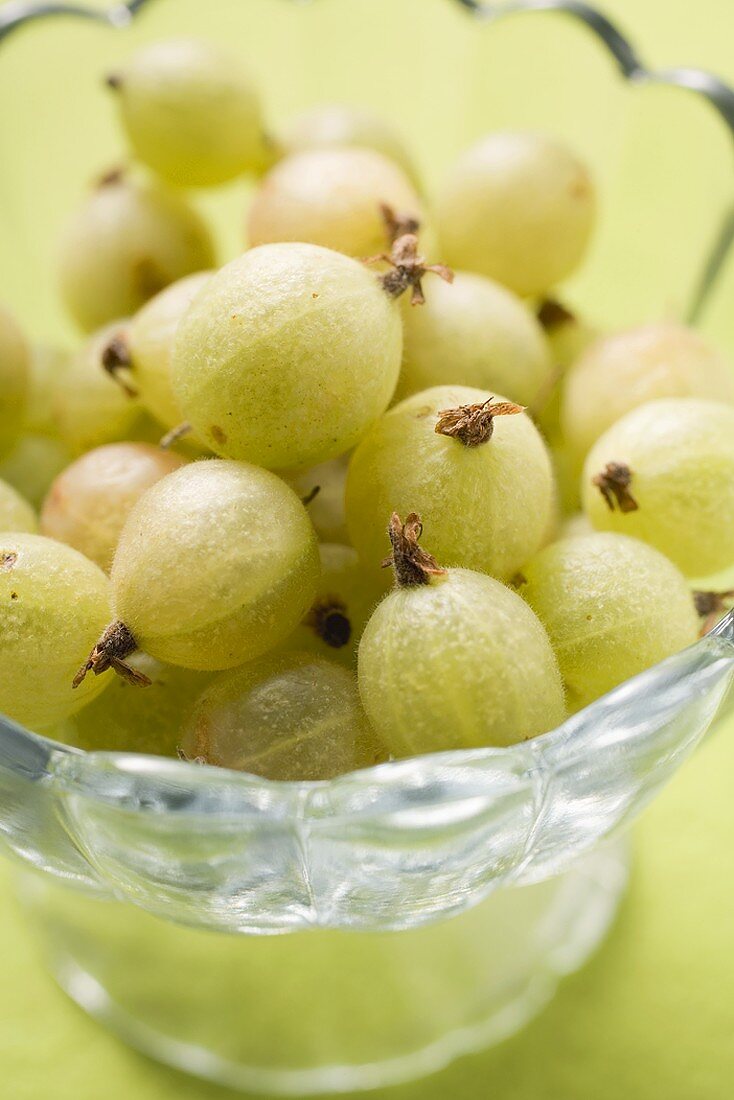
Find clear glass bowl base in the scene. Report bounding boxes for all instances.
[17,837,629,1096]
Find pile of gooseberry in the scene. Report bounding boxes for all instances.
[2,37,733,780]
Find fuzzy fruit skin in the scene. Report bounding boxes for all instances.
[396,271,553,406]
[0,305,29,460]
[58,175,216,333]
[0,533,112,730]
[283,104,419,187]
[582,398,734,577]
[54,322,144,455]
[247,147,424,259]
[181,651,383,779]
[111,459,320,671]
[358,568,565,755]
[437,132,595,298]
[110,39,265,188]
[518,532,699,712]
[41,443,186,573]
[0,479,37,534]
[128,270,212,434]
[282,543,383,668]
[173,242,402,470]
[345,385,554,583]
[286,456,350,545]
[65,652,212,757]
[562,322,734,461]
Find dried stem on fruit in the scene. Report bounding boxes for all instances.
[435,397,525,447]
[97,166,126,187]
[159,422,192,450]
[72,620,151,689]
[301,485,321,507]
[101,333,138,398]
[537,297,575,332]
[592,462,639,513]
[364,232,453,306]
[693,589,734,636]
[379,203,421,245]
[381,511,446,588]
[305,596,352,648]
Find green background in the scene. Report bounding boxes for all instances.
[2,0,734,1096]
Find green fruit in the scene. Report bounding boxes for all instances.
[181,651,383,779]
[346,385,554,583]
[358,514,565,754]
[518,532,699,711]
[108,39,266,187]
[396,271,553,407]
[562,322,734,460]
[173,243,402,470]
[438,132,595,297]
[59,173,215,332]
[0,533,112,730]
[583,397,734,577]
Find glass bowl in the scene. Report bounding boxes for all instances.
[1,0,734,1093]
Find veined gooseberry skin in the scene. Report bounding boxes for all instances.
[582,398,734,577]
[0,435,72,509]
[0,478,37,533]
[345,385,554,583]
[517,532,699,712]
[0,304,29,460]
[283,103,420,187]
[110,459,320,670]
[108,39,266,188]
[64,653,212,757]
[358,567,565,755]
[127,271,213,433]
[561,322,734,460]
[282,543,383,668]
[286,456,350,545]
[396,270,553,406]
[24,345,70,436]
[41,443,186,572]
[437,132,595,298]
[247,147,424,259]
[180,651,384,780]
[0,534,112,730]
[172,243,402,470]
[58,173,216,332]
[54,323,144,455]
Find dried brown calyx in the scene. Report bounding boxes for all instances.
[72,621,151,689]
[97,166,126,188]
[435,397,525,447]
[0,551,17,573]
[101,332,138,398]
[364,227,453,306]
[176,745,208,766]
[592,462,639,513]
[105,72,123,91]
[693,589,734,636]
[379,202,421,245]
[305,597,352,649]
[536,297,576,332]
[381,512,446,588]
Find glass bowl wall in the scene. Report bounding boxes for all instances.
[1,0,734,1092]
